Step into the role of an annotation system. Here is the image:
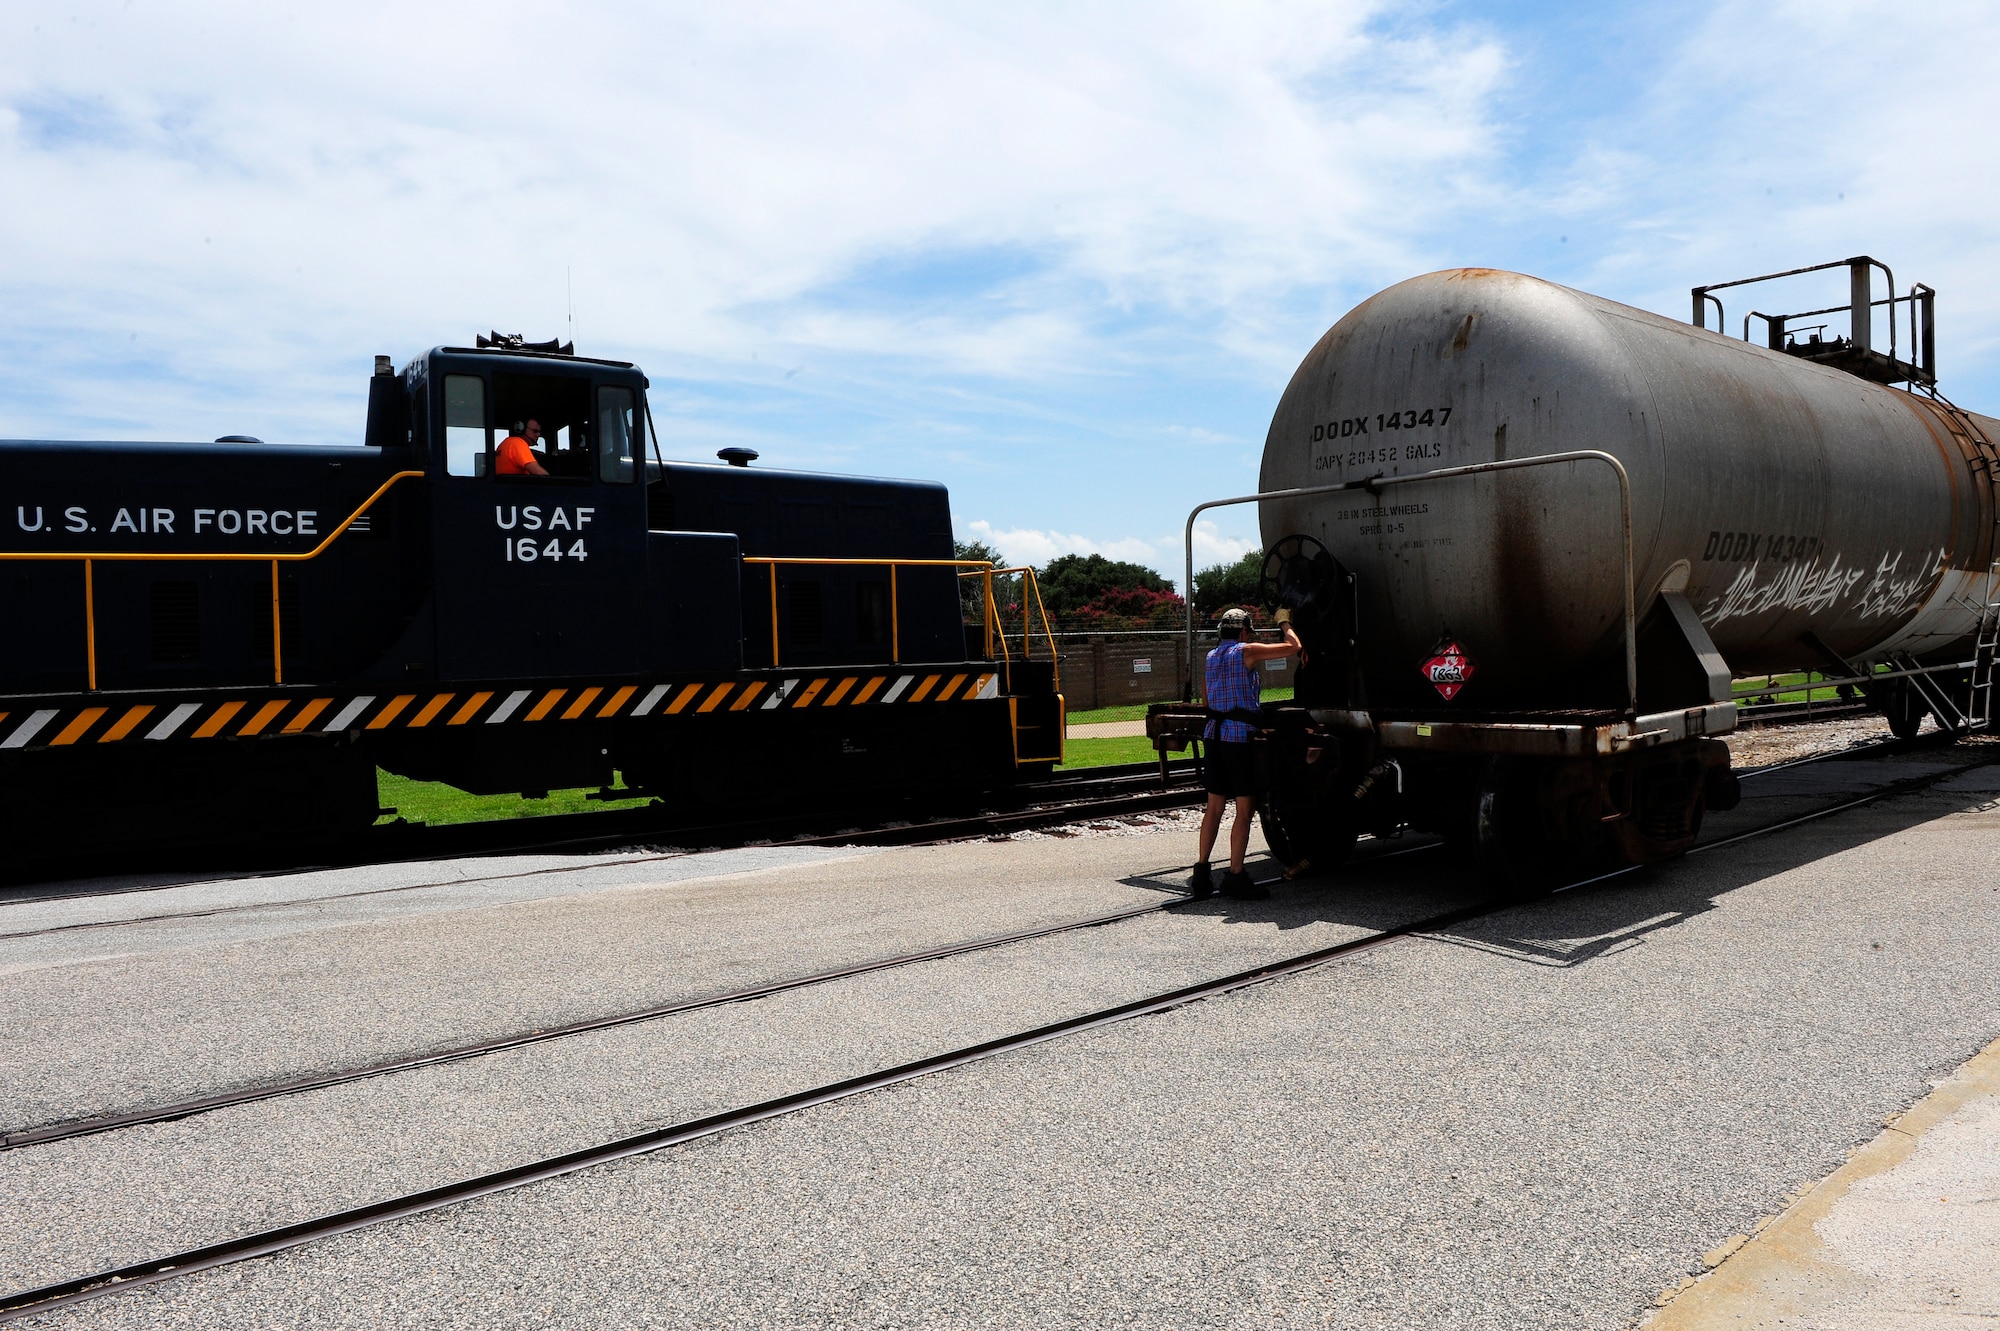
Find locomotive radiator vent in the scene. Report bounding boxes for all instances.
[149,582,200,663]
[787,581,824,646]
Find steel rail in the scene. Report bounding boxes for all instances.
[0,755,1184,911]
[2,901,1181,1152]
[0,780,1206,934]
[0,758,1202,902]
[0,791,1228,1150]
[1734,699,1872,726]
[0,822,1434,1151]
[3,740,1986,1321]
[1182,450,1637,717]
[0,733,1926,1143]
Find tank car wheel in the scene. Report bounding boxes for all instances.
[1876,680,1928,740]
[1254,749,1360,879]
[1255,795,1357,879]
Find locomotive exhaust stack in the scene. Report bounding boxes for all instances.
[1153,259,2000,888]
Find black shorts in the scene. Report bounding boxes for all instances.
[1202,740,1258,798]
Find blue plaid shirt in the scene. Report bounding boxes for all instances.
[1204,639,1261,742]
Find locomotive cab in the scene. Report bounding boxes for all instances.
[410,345,653,682]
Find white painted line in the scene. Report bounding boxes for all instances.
[882,675,915,703]
[324,697,375,732]
[0,710,59,750]
[632,684,671,716]
[145,702,203,740]
[486,690,532,724]
[975,673,1000,699]
[761,680,797,710]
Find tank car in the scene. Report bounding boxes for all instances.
[1154,257,1999,884]
[0,338,1064,864]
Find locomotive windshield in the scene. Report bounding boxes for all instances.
[441,370,641,482]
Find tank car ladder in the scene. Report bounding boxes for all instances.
[1889,560,2000,734]
[1913,403,2000,732]
[1967,563,2000,730]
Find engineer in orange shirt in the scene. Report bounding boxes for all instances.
[495,419,549,476]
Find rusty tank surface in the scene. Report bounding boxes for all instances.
[1258,266,1999,709]
[1152,257,2000,888]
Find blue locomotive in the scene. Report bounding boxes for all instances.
[0,338,1064,857]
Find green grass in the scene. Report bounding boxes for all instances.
[1065,686,1292,727]
[374,770,652,826]
[1730,671,1861,706]
[1056,735,1163,769]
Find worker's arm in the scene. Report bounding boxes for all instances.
[1238,623,1302,665]
[523,458,549,476]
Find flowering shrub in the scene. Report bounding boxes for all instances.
[1067,585,1187,629]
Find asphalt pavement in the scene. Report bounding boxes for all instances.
[5,747,1998,1328]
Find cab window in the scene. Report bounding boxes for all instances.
[444,376,486,477]
[492,373,592,481]
[598,386,639,483]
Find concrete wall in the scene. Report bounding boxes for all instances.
[1048,633,1298,712]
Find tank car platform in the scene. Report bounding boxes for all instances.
[1,735,1997,1329]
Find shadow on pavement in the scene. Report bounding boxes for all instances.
[1120,749,2000,960]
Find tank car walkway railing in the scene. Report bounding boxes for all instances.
[0,470,424,692]
[1181,450,1637,717]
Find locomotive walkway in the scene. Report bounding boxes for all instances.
[0,734,1995,1328]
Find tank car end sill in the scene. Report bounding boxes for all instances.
[1309,702,1737,757]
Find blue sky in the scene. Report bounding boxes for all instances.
[4,1,1998,584]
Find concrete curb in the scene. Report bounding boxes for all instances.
[1642,1032,2000,1328]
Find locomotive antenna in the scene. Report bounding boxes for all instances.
[567,266,575,347]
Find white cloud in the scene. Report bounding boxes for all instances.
[1519,1,2000,394]
[962,516,1257,587]
[963,519,1158,571]
[1190,521,1258,569]
[0,0,1510,439]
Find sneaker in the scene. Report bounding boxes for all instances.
[1187,863,1215,899]
[1221,870,1270,900]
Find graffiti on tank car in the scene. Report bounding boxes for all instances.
[1699,547,1944,625]
[1701,556,1863,623]
[1849,548,1946,621]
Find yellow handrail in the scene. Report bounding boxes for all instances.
[953,565,1062,696]
[0,469,424,689]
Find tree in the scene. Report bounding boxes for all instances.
[1192,550,1266,619]
[955,538,1011,624]
[1035,553,1173,622]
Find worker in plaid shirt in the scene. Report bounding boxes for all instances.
[1189,607,1303,901]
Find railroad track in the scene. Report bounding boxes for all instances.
[0,759,1206,904]
[0,696,1899,895]
[1734,697,1872,726]
[1,733,1988,1322]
